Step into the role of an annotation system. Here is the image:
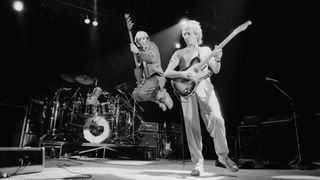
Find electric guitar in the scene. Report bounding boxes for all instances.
[162,122,172,157]
[171,20,252,99]
[124,14,146,85]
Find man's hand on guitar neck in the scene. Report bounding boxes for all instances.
[130,43,139,54]
[212,46,223,61]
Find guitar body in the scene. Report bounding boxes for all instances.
[161,122,172,158]
[134,67,145,85]
[162,141,172,156]
[171,57,212,98]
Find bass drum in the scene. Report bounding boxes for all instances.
[83,116,111,144]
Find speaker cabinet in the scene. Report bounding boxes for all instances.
[0,147,45,177]
[139,131,159,158]
[238,119,297,162]
[0,103,28,147]
[140,131,159,147]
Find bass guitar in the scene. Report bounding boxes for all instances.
[124,13,146,85]
[171,20,252,99]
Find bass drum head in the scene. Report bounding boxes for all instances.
[83,116,110,144]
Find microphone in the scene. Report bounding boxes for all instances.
[265,77,280,83]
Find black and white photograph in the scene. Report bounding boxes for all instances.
[1,0,319,179]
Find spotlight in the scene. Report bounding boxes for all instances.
[92,19,98,26]
[84,15,90,24]
[179,18,188,26]
[12,0,24,12]
[175,43,181,49]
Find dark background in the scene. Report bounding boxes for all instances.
[1,0,319,160]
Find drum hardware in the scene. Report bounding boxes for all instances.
[110,85,144,145]
[40,87,74,141]
[37,79,144,146]
[40,88,62,141]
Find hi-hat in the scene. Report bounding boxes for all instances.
[60,73,76,83]
[75,75,94,85]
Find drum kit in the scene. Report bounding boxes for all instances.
[39,74,143,145]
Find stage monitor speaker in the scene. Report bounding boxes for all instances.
[0,103,28,147]
[0,147,45,177]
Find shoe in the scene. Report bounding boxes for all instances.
[191,169,200,176]
[191,159,204,176]
[219,157,239,172]
[159,89,173,109]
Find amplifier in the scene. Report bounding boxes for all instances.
[238,119,296,161]
[167,123,182,133]
[0,147,45,177]
[139,121,159,132]
[140,131,159,147]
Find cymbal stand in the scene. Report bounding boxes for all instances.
[124,88,144,145]
[111,95,121,143]
[269,82,302,169]
[40,88,62,141]
[69,86,81,124]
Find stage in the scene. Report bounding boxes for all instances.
[2,158,320,180]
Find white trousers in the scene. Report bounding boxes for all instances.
[181,78,229,164]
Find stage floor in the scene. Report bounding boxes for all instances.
[3,158,320,180]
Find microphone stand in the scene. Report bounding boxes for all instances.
[269,82,302,169]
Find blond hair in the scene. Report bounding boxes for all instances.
[134,31,150,44]
[182,20,203,44]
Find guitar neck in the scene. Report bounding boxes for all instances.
[197,31,238,70]
[127,28,140,68]
[197,20,252,70]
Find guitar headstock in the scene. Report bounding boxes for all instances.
[124,13,134,31]
[233,20,252,34]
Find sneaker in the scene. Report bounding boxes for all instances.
[219,157,239,172]
[191,160,204,176]
[191,169,201,176]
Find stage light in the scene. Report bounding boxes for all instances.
[175,42,181,49]
[179,18,189,26]
[84,15,90,24]
[12,0,24,12]
[92,19,98,26]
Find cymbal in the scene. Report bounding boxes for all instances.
[116,82,134,91]
[60,73,76,83]
[75,75,94,85]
